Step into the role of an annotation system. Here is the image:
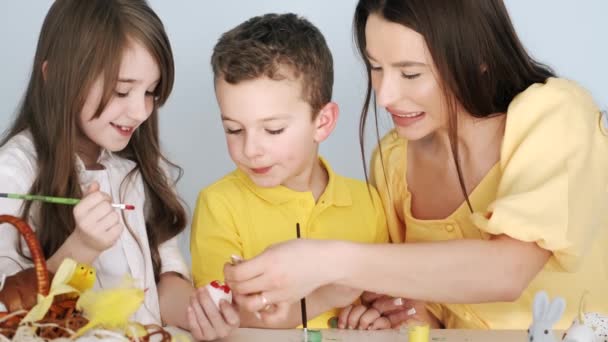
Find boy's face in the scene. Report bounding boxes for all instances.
[216,74,321,189]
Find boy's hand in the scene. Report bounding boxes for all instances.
[187,286,240,341]
[72,182,123,252]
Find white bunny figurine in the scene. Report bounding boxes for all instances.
[528,291,566,342]
[561,292,608,342]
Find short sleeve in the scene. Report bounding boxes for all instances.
[470,78,608,272]
[190,188,242,288]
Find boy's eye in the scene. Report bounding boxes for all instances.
[225,128,242,135]
[401,72,421,80]
[266,128,285,135]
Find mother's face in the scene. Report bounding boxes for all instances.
[364,13,448,141]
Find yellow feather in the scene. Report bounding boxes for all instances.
[74,277,144,338]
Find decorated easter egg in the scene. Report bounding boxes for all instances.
[205,280,232,307]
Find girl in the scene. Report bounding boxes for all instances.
[224,0,608,330]
[0,0,198,333]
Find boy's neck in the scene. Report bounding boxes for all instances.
[283,157,329,202]
[310,158,329,202]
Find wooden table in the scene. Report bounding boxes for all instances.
[217,328,528,342]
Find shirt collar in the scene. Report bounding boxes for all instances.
[75,148,115,174]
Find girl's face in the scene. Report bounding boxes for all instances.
[364,13,449,141]
[78,39,160,163]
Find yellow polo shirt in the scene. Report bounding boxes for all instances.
[372,78,608,329]
[191,157,388,328]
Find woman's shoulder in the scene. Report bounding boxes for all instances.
[504,78,600,145]
[508,78,598,120]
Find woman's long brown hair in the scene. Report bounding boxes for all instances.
[354,0,555,210]
[0,0,186,281]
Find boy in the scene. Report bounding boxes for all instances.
[189,13,387,339]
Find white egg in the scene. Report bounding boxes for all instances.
[205,281,232,308]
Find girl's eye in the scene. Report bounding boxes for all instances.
[266,128,285,135]
[115,91,129,98]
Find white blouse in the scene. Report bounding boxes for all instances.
[0,131,190,325]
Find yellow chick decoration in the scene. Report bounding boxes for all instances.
[67,263,96,293]
[22,258,85,323]
[74,276,144,338]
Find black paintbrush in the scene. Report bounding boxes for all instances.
[296,223,308,338]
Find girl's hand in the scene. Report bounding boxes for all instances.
[187,286,240,341]
[72,182,123,252]
[224,239,335,311]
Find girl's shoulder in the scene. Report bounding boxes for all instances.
[0,130,38,171]
[0,130,38,191]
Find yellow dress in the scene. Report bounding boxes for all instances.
[372,78,608,329]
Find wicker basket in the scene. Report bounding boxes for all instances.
[0,215,88,339]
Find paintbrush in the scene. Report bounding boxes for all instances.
[0,193,135,210]
[296,223,308,341]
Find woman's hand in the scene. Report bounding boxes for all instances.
[370,296,441,328]
[224,239,337,310]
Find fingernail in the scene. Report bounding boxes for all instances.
[231,255,243,265]
[393,297,404,306]
[254,312,262,320]
[348,326,354,330]
[407,307,417,316]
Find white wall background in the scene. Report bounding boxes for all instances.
[0,1,606,263]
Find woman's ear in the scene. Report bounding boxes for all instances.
[313,102,339,143]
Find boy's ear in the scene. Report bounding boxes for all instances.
[42,61,48,81]
[313,102,339,143]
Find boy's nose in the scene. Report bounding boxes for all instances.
[243,134,263,159]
